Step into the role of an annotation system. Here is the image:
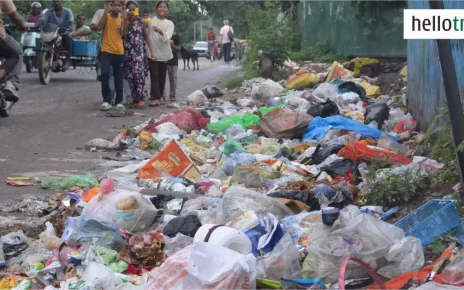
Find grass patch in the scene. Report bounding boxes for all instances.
[225,65,260,89]
[289,43,346,63]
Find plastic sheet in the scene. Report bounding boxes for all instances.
[163,214,202,238]
[338,142,412,165]
[41,175,99,190]
[312,83,338,101]
[302,116,399,142]
[260,108,313,140]
[377,237,424,279]
[207,114,260,134]
[307,100,340,118]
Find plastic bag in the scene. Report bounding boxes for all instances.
[260,104,284,116]
[338,142,412,165]
[377,237,424,279]
[359,80,381,98]
[260,108,313,140]
[142,107,209,134]
[145,242,257,290]
[377,133,409,156]
[302,116,398,142]
[281,211,324,247]
[256,234,302,280]
[41,174,99,190]
[86,138,121,150]
[315,182,354,209]
[252,79,285,103]
[267,190,320,211]
[219,185,293,223]
[186,90,208,105]
[156,122,185,137]
[82,189,158,232]
[83,262,123,290]
[219,136,246,155]
[396,119,417,134]
[441,247,464,285]
[286,70,321,90]
[207,114,260,134]
[307,100,339,118]
[312,83,338,101]
[202,85,224,100]
[231,164,281,188]
[163,214,202,238]
[325,61,353,83]
[225,124,246,136]
[163,234,194,256]
[318,158,356,177]
[302,205,404,283]
[364,103,389,129]
[61,216,127,251]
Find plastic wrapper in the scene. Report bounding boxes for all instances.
[201,85,224,100]
[281,211,324,247]
[163,233,194,256]
[207,114,260,134]
[231,164,281,188]
[145,242,256,290]
[441,247,464,285]
[338,142,412,165]
[82,189,158,232]
[163,214,202,238]
[377,236,424,279]
[219,185,293,223]
[312,83,338,101]
[86,138,121,150]
[302,205,405,283]
[307,100,340,118]
[41,174,99,190]
[364,103,389,129]
[256,234,302,280]
[61,216,127,251]
[260,108,313,139]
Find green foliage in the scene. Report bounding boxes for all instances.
[225,63,260,89]
[428,231,454,259]
[365,169,427,207]
[289,43,346,63]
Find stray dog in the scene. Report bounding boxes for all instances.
[180,46,199,70]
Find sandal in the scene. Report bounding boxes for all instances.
[116,103,125,111]
[149,100,161,107]
[100,102,112,111]
[133,100,145,109]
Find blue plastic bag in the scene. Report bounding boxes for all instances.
[302,116,398,142]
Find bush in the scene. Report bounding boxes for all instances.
[289,43,346,63]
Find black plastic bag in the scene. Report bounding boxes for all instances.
[307,100,340,118]
[364,103,389,129]
[202,85,224,100]
[311,144,345,165]
[267,190,320,211]
[163,214,202,238]
[337,81,368,102]
[319,158,357,177]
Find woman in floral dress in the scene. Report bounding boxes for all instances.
[124,1,156,108]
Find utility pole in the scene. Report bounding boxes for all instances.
[430,0,464,187]
[194,22,196,42]
[200,20,203,41]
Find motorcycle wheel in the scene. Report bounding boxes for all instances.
[24,57,32,73]
[38,51,52,85]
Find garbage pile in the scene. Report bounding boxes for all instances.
[2,60,463,290]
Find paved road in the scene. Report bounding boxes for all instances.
[0,58,240,200]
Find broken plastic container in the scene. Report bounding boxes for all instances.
[194,224,252,255]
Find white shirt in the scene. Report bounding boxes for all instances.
[220,25,234,44]
[146,17,174,62]
[73,25,90,40]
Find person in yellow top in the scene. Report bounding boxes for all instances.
[97,0,128,111]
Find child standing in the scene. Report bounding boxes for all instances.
[166,15,180,102]
[124,1,156,108]
[97,0,127,111]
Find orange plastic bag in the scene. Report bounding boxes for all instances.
[325,61,353,83]
[137,140,201,181]
[338,141,411,165]
[83,187,100,202]
[286,70,321,90]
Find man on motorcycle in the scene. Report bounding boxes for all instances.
[40,0,74,70]
[26,2,43,25]
[0,0,27,116]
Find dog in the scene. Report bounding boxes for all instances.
[180,46,199,71]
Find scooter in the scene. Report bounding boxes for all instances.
[21,23,40,73]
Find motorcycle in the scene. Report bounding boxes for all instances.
[37,23,68,85]
[21,23,40,73]
[258,50,276,79]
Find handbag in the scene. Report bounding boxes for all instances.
[227,26,234,42]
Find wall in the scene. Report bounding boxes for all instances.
[297,0,406,57]
[407,0,464,130]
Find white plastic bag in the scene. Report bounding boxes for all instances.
[377,236,424,279]
[312,83,338,101]
[83,262,123,290]
[145,242,257,290]
[252,80,285,103]
[441,247,464,285]
[81,189,158,232]
[186,90,208,105]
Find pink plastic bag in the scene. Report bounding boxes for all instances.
[396,119,417,134]
[141,107,209,134]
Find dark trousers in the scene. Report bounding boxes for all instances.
[223,42,232,63]
[148,59,168,100]
[0,35,22,86]
[100,52,124,104]
[61,32,72,60]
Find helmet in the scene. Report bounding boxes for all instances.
[31,2,42,10]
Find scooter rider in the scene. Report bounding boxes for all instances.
[26,2,43,25]
[0,0,27,117]
[39,0,75,70]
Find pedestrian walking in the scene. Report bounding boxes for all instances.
[124,1,156,109]
[146,1,173,107]
[166,15,180,102]
[97,0,127,111]
[220,20,234,64]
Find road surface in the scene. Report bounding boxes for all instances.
[0,58,240,200]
